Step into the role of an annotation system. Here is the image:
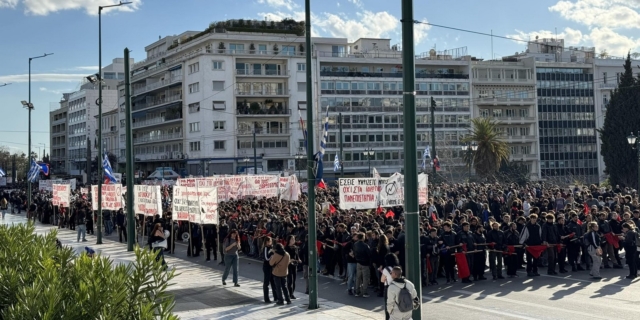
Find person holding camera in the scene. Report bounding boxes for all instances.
[285,234,301,299]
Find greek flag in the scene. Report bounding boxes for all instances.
[421,145,430,170]
[0,167,5,177]
[102,153,117,183]
[27,159,39,182]
[334,154,340,172]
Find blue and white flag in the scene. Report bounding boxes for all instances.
[0,167,5,177]
[421,145,431,170]
[102,153,117,183]
[27,158,39,182]
[334,154,340,172]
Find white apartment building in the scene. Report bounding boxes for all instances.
[50,94,69,175]
[127,20,307,177]
[95,108,120,157]
[62,58,127,179]
[471,59,539,180]
[318,38,472,178]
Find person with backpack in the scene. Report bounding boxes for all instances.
[386,266,419,320]
[380,253,400,320]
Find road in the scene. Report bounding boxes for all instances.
[3,213,640,319]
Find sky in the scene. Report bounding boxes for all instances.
[1,0,640,157]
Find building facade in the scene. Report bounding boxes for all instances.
[471,59,540,180]
[127,21,307,177]
[95,108,120,157]
[318,38,472,178]
[50,94,69,175]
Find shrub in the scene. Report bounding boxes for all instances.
[0,222,178,320]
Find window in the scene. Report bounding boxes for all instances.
[188,62,199,74]
[282,45,296,56]
[214,140,226,150]
[297,82,306,92]
[297,63,306,72]
[229,44,245,53]
[189,122,200,132]
[212,61,224,70]
[520,127,530,136]
[212,101,226,110]
[188,82,199,93]
[188,102,200,113]
[519,108,529,118]
[212,81,224,91]
[258,44,267,54]
[213,121,225,130]
[189,141,201,151]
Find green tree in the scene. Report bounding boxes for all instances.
[463,117,510,176]
[0,222,178,319]
[600,53,640,188]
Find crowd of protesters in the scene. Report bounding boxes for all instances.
[2,181,639,316]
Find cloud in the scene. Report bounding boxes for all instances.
[257,0,297,11]
[315,10,399,42]
[549,0,640,29]
[39,87,70,95]
[347,0,363,8]
[0,73,87,83]
[589,27,640,56]
[0,0,18,8]
[17,0,141,16]
[414,19,431,45]
[72,66,99,71]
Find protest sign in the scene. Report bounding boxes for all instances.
[52,184,70,207]
[39,179,76,192]
[91,184,123,211]
[418,173,428,205]
[198,187,218,224]
[338,178,379,210]
[133,185,162,216]
[171,186,190,221]
[379,173,405,207]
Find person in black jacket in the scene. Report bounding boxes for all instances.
[285,235,301,299]
[76,208,87,242]
[299,233,310,294]
[471,224,487,281]
[541,214,559,275]
[565,213,585,271]
[504,222,520,277]
[116,208,127,243]
[204,224,218,261]
[486,222,505,279]
[619,223,638,279]
[261,236,277,303]
[520,214,542,277]
[353,232,371,297]
[439,222,457,283]
[424,228,440,285]
[456,222,475,284]
[555,216,569,273]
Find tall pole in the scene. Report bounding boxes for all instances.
[125,48,135,251]
[468,147,471,180]
[401,1,422,318]
[27,53,52,209]
[86,137,91,184]
[304,0,318,310]
[253,129,258,174]
[97,6,104,245]
[637,131,640,192]
[339,113,344,177]
[430,96,436,175]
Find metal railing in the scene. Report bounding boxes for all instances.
[235,89,287,96]
[132,76,182,96]
[236,107,291,115]
[132,115,183,128]
[133,132,183,144]
[236,128,290,135]
[320,71,469,79]
[235,69,290,76]
[133,94,182,111]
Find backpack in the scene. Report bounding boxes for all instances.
[395,282,419,313]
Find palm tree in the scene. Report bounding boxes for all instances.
[463,117,510,176]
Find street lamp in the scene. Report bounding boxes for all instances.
[461,142,478,180]
[96,1,132,245]
[24,53,53,210]
[363,147,375,177]
[243,157,250,175]
[627,132,640,189]
[295,153,306,180]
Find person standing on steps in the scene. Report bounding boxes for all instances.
[221,229,240,287]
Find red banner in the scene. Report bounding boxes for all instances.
[525,245,547,259]
[454,253,470,279]
[604,232,620,249]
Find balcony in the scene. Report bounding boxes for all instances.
[476,97,535,105]
[237,127,290,136]
[133,94,182,112]
[320,71,469,79]
[505,135,537,142]
[235,89,289,97]
[235,69,289,77]
[599,83,617,89]
[132,77,182,96]
[52,118,66,125]
[236,107,291,116]
[492,116,537,123]
[133,114,183,129]
[133,132,183,145]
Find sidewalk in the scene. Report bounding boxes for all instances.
[2,214,380,320]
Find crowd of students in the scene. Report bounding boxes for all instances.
[2,181,639,319]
